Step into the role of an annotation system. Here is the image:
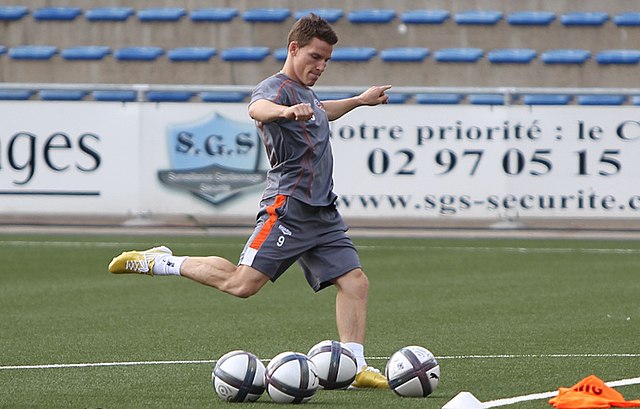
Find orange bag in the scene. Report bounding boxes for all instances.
[549,375,640,408]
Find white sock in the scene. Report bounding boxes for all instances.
[344,342,367,371]
[152,255,186,276]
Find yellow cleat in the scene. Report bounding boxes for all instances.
[350,366,389,389]
[108,246,172,275]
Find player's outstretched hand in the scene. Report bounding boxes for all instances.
[358,85,392,106]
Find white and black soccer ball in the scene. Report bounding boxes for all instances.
[265,351,319,404]
[211,350,266,402]
[307,340,358,389]
[385,345,440,397]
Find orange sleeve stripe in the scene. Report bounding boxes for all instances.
[249,195,286,250]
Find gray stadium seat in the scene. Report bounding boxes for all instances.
[92,90,137,102]
[0,89,34,100]
[348,9,396,24]
[434,48,483,63]
[560,12,608,26]
[596,49,640,65]
[416,93,463,104]
[39,90,88,101]
[61,46,110,60]
[243,8,291,23]
[114,47,164,61]
[33,7,81,21]
[190,8,238,22]
[380,47,430,62]
[614,12,640,26]
[507,11,556,26]
[273,47,288,62]
[331,47,377,62]
[168,47,216,62]
[9,45,57,60]
[541,49,590,64]
[400,9,450,24]
[0,5,29,21]
[577,95,626,105]
[295,8,344,23]
[200,91,248,102]
[85,7,134,22]
[469,94,505,105]
[455,10,502,25]
[522,94,572,105]
[221,47,270,62]
[146,91,194,102]
[137,8,186,22]
[488,48,536,64]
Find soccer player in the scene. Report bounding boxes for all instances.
[108,13,391,389]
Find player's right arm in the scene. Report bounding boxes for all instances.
[248,99,314,123]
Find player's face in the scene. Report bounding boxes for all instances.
[291,38,333,86]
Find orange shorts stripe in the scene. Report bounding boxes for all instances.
[249,194,286,250]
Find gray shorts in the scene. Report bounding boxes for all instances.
[238,195,361,291]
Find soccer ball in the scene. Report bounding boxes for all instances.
[307,340,358,389]
[211,350,266,402]
[385,345,440,397]
[265,351,319,404]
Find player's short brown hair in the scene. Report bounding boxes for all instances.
[287,13,338,48]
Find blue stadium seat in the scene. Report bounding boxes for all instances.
[146,91,194,102]
[416,93,463,104]
[315,92,356,101]
[596,50,640,65]
[243,8,291,23]
[167,47,216,62]
[221,47,270,62]
[190,8,238,22]
[61,46,110,60]
[0,89,34,100]
[200,91,248,102]
[39,90,88,101]
[331,47,377,62]
[0,6,29,21]
[469,94,505,105]
[348,9,396,24]
[541,49,590,64]
[386,93,411,104]
[488,48,536,64]
[9,45,57,60]
[85,7,134,22]
[632,96,640,105]
[273,47,288,61]
[33,7,81,21]
[380,47,430,62]
[0,45,5,55]
[507,11,556,26]
[92,90,137,102]
[137,8,186,22]
[560,12,608,26]
[434,48,483,63]
[577,95,626,105]
[614,12,640,26]
[295,9,344,23]
[522,94,572,105]
[400,9,450,24]
[114,47,164,61]
[455,10,502,25]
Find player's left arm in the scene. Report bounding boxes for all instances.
[323,85,392,121]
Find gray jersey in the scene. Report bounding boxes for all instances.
[250,72,337,206]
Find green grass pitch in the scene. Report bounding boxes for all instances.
[1,233,638,408]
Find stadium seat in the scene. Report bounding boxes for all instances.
[146,91,194,102]
[200,91,248,102]
[190,8,238,22]
[348,9,396,24]
[331,47,377,62]
[507,11,556,26]
[577,95,626,105]
[596,49,640,65]
[632,96,640,105]
[243,8,291,23]
[380,47,430,62]
[0,89,34,100]
[0,45,5,55]
[273,47,288,61]
[9,45,57,60]
[0,6,29,21]
[386,93,411,104]
[85,7,133,22]
[560,12,609,26]
[315,92,356,101]
[92,90,137,102]
[434,48,483,63]
[39,90,88,101]
[455,10,502,25]
[522,94,572,105]
[541,49,590,64]
[415,93,463,104]
[614,12,640,26]
[295,8,344,23]
[167,47,216,62]
[33,7,81,21]
[137,8,186,22]
[488,48,536,64]
[221,47,270,62]
[469,94,505,105]
[400,9,450,24]
[114,47,164,61]
[61,46,110,60]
